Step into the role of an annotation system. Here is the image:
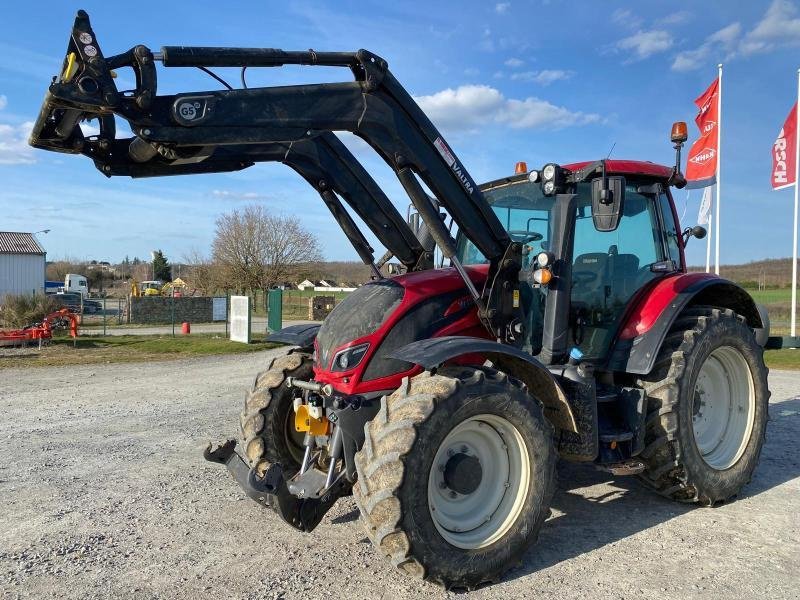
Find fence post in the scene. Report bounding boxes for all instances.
[171,287,176,337]
[267,288,283,333]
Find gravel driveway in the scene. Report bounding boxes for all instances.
[1,350,797,599]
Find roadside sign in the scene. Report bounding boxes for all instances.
[229,295,251,343]
[212,296,227,321]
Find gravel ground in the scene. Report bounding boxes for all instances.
[0,350,797,600]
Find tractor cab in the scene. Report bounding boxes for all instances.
[456,160,683,362]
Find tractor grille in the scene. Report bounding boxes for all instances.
[316,280,404,370]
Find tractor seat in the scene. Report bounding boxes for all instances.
[608,253,640,301]
[572,252,609,307]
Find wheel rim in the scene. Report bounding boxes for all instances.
[427,414,530,549]
[284,406,306,465]
[692,346,756,470]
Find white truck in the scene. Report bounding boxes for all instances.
[63,273,89,298]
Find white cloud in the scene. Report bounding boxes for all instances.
[0,95,7,110]
[504,57,524,68]
[211,189,272,201]
[495,2,510,14]
[612,9,644,29]
[670,1,800,72]
[671,23,741,71]
[616,30,674,61]
[0,121,35,165]
[413,84,599,134]
[510,69,574,85]
[657,11,691,26]
[740,0,800,55]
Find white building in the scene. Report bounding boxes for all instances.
[0,232,46,300]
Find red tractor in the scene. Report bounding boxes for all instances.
[31,12,770,589]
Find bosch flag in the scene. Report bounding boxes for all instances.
[771,103,797,190]
[686,78,720,189]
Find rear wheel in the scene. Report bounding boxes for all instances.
[638,307,769,504]
[240,349,311,476]
[354,366,556,589]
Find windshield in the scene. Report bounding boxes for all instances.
[456,180,554,269]
[455,179,673,362]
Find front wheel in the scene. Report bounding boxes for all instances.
[354,366,556,589]
[638,307,770,505]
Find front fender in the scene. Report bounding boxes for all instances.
[390,336,577,433]
[265,323,320,349]
[610,274,764,376]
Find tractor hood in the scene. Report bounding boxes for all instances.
[314,265,489,394]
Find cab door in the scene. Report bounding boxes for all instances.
[570,182,673,360]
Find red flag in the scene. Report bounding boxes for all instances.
[686,78,720,189]
[771,102,797,190]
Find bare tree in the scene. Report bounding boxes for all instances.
[212,205,322,292]
[182,248,223,295]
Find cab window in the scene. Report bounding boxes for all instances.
[570,184,665,359]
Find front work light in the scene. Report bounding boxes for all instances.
[541,163,562,196]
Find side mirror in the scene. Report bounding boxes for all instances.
[590,175,626,232]
[682,225,707,245]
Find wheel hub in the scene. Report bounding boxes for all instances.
[691,346,756,470]
[443,452,482,495]
[427,414,530,549]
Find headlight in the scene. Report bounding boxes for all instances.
[536,251,553,267]
[543,181,555,195]
[331,343,370,372]
[528,170,540,183]
[542,164,556,181]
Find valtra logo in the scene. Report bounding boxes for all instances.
[689,148,716,165]
[702,120,716,134]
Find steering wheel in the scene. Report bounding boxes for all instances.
[572,271,598,287]
[508,230,543,244]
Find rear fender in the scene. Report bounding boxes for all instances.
[390,336,577,433]
[611,275,764,376]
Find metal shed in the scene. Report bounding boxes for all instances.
[0,232,46,300]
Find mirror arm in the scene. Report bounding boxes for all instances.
[668,140,688,189]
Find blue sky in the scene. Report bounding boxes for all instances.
[1,1,799,267]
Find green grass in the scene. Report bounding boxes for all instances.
[0,333,278,368]
[764,349,800,370]
[744,288,793,304]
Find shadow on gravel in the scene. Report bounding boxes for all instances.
[504,395,800,583]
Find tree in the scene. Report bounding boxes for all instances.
[182,248,223,295]
[152,250,172,281]
[212,205,322,292]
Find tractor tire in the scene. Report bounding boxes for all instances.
[638,306,769,505]
[240,349,311,476]
[354,366,556,589]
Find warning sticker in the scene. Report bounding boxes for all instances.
[433,137,455,167]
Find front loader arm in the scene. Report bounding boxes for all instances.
[30,10,524,342]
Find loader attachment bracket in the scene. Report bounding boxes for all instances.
[204,439,347,532]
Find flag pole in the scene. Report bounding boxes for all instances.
[792,68,799,337]
[706,213,713,273]
[715,64,723,275]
